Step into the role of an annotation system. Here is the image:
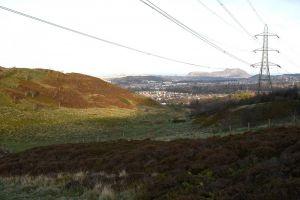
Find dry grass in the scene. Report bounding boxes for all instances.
[0,171,136,200]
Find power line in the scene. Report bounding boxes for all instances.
[246,0,265,25]
[140,0,250,65]
[216,0,253,38]
[141,0,218,46]
[195,0,258,49]
[281,52,300,69]
[142,0,225,49]
[0,5,212,69]
[278,37,300,68]
[196,0,235,29]
[196,0,251,38]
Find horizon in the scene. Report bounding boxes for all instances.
[1,65,297,79]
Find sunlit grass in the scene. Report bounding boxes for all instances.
[0,103,191,152]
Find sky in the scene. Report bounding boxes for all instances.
[0,0,299,77]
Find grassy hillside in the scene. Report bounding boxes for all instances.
[0,67,174,152]
[0,68,240,153]
[190,89,300,129]
[1,70,300,153]
[0,104,197,152]
[0,67,156,109]
[0,127,299,199]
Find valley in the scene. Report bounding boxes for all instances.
[0,0,299,199]
[0,67,299,199]
[110,72,300,105]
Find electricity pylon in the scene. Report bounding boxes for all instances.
[251,24,280,93]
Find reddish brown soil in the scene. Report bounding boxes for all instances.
[0,127,299,199]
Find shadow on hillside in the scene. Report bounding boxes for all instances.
[190,87,300,129]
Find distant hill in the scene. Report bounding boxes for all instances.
[110,75,241,86]
[0,67,155,109]
[188,68,251,78]
[111,75,167,85]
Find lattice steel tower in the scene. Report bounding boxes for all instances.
[252,24,280,93]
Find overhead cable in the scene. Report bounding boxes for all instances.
[216,0,253,38]
[140,0,251,65]
[196,0,236,30]
[246,0,265,25]
[0,5,212,69]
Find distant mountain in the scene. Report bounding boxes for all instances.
[0,67,156,109]
[188,68,251,78]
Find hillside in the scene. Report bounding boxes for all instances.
[188,68,250,78]
[0,67,155,109]
[0,67,175,152]
[0,127,299,199]
[190,89,300,129]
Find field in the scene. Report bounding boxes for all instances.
[0,105,186,152]
[3,102,297,153]
[2,91,300,153]
[0,127,299,199]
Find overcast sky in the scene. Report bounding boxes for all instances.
[0,0,299,77]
